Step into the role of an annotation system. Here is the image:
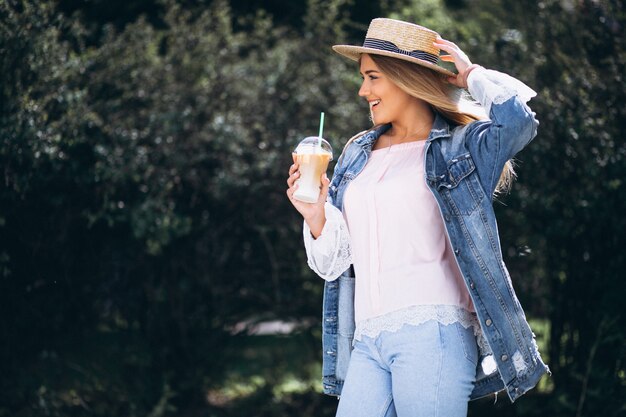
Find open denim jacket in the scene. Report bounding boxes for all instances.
[319,70,550,403]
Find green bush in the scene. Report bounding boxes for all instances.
[1,0,624,416]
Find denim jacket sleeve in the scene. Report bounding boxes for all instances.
[464,67,539,193]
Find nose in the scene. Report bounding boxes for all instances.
[358,78,369,98]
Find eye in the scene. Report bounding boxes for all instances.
[369,75,379,80]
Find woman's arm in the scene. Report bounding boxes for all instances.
[465,67,538,159]
[463,68,539,192]
[302,202,353,281]
[287,154,352,280]
[435,39,539,192]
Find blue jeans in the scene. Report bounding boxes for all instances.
[335,320,478,417]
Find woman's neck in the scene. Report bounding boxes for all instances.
[387,103,434,144]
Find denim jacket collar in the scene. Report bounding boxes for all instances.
[427,113,452,142]
[353,113,452,150]
[353,124,388,148]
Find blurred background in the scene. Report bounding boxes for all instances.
[1,0,624,416]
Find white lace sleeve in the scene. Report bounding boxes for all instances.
[302,202,353,281]
[467,67,537,115]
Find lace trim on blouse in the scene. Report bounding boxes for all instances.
[334,219,352,276]
[303,202,353,281]
[354,304,492,357]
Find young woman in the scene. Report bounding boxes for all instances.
[286,18,549,417]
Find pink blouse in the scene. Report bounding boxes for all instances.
[342,140,476,340]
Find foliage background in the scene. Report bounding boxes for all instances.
[1,0,624,416]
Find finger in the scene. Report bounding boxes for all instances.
[287,172,299,187]
[436,41,471,62]
[287,170,300,187]
[440,55,455,62]
[434,42,456,54]
[289,163,299,175]
[292,153,297,164]
[434,40,461,55]
[447,76,461,86]
[286,181,300,198]
[318,173,330,202]
[321,173,330,188]
[435,38,459,48]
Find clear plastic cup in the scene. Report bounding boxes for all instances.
[292,136,333,203]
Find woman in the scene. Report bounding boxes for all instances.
[286,18,549,417]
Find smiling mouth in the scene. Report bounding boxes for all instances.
[369,99,381,110]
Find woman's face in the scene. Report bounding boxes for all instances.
[358,54,418,125]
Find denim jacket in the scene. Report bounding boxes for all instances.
[319,69,550,402]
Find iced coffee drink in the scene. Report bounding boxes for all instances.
[293,136,333,203]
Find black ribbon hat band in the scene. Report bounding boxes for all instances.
[362,38,439,65]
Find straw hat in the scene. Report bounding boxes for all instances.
[333,18,455,77]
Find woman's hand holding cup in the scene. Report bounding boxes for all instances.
[286,158,329,239]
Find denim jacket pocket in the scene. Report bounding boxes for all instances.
[437,153,485,216]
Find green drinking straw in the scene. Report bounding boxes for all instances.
[317,112,325,148]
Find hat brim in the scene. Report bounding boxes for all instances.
[332,45,456,77]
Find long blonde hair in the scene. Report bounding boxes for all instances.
[341,54,515,195]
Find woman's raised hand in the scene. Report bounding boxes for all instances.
[434,38,477,89]
[286,156,329,238]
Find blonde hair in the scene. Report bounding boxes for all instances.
[340,54,515,195]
